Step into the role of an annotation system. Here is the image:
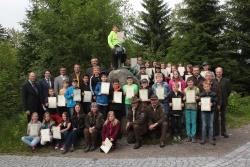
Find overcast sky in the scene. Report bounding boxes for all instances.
[0,0,187,30]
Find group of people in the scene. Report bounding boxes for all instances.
[21,56,231,154]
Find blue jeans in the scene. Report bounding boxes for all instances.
[185,109,197,138]
[125,104,131,116]
[21,136,40,147]
[201,112,214,141]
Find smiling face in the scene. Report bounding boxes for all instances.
[29,72,36,82]
[75,105,81,113]
[44,113,51,122]
[31,112,38,122]
[74,64,80,73]
[62,113,67,121]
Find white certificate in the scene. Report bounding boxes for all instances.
[166,67,171,74]
[73,89,81,101]
[178,67,185,76]
[83,91,92,102]
[101,82,110,95]
[126,86,134,98]
[48,97,57,108]
[57,95,66,107]
[130,58,137,68]
[172,98,182,110]
[52,126,61,139]
[117,31,125,43]
[161,69,169,77]
[201,97,211,111]
[185,75,193,81]
[29,124,40,136]
[156,87,165,100]
[139,89,149,101]
[146,68,153,77]
[186,90,196,103]
[41,129,51,142]
[141,75,149,81]
[113,91,122,103]
[100,138,113,154]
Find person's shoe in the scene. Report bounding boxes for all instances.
[60,146,65,151]
[177,136,181,141]
[54,144,59,150]
[61,149,68,154]
[191,138,196,143]
[200,140,205,145]
[213,137,216,141]
[210,140,216,146]
[186,137,191,142]
[70,146,74,152]
[84,146,90,153]
[90,146,96,151]
[31,146,36,153]
[222,134,229,138]
[173,136,177,142]
[160,141,165,148]
[133,142,142,149]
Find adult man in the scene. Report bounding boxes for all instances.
[86,58,106,76]
[214,67,231,138]
[126,97,148,149]
[22,72,43,121]
[147,95,168,147]
[39,70,54,102]
[70,64,83,87]
[54,67,69,95]
[188,65,205,91]
[200,62,215,78]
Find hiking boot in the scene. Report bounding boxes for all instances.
[222,134,229,138]
[200,140,205,145]
[84,146,90,153]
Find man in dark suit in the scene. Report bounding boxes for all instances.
[39,70,54,103]
[214,67,231,138]
[22,72,44,121]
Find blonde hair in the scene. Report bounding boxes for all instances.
[104,111,119,126]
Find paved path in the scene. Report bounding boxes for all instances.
[1,142,250,167]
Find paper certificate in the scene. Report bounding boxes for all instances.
[161,69,168,77]
[41,129,51,142]
[146,68,153,77]
[100,138,113,154]
[130,58,137,68]
[186,90,196,103]
[141,75,149,81]
[73,89,81,101]
[166,67,171,74]
[57,95,66,107]
[126,86,134,98]
[156,87,165,100]
[178,67,185,76]
[101,82,110,95]
[113,92,122,103]
[29,124,40,136]
[48,97,57,108]
[139,89,149,101]
[52,126,61,139]
[185,75,192,81]
[201,97,211,111]
[83,91,92,102]
[172,98,182,110]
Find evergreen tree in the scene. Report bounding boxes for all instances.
[134,0,172,60]
[168,0,224,65]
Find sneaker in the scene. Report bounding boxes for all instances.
[210,140,216,146]
[173,136,177,141]
[186,137,191,142]
[191,138,196,143]
[90,146,96,151]
[133,142,142,149]
[160,141,165,148]
[31,146,36,153]
[60,146,65,151]
[200,140,205,145]
[54,144,59,150]
[222,134,229,138]
[84,146,90,153]
[70,145,74,152]
[177,136,181,141]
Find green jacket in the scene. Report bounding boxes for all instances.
[108,31,120,49]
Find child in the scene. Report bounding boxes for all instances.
[122,76,139,116]
[169,71,186,92]
[140,78,153,101]
[199,81,217,145]
[101,111,120,151]
[55,112,71,151]
[62,104,85,153]
[80,74,91,114]
[45,88,62,124]
[21,112,42,152]
[168,83,184,141]
[90,66,101,96]
[135,65,148,81]
[58,80,69,115]
[94,73,111,119]
[152,73,170,114]
[183,78,200,143]
[40,112,55,145]
[110,79,125,121]
[64,80,78,117]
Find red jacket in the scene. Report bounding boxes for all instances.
[102,121,120,141]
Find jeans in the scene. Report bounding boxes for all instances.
[185,109,197,138]
[64,129,83,149]
[21,136,40,147]
[125,104,131,116]
[201,112,214,141]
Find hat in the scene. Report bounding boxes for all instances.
[140,65,146,69]
[202,61,209,66]
[150,95,158,100]
[141,78,148,83]
[131,96,140,103]
[127,75,133,79]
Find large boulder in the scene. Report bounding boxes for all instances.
[108,68,139,86]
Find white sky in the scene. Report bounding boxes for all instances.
[0,0,183,30]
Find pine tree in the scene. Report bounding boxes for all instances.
[134,0,172,60]
[168,0,224,65]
